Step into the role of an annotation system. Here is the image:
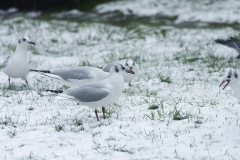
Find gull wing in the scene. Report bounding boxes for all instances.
[215,37,240,54]
[50,68,93,81]
[2,56,10,69]
[64,82,110,102]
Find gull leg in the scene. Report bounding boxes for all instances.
[25,79,29,87]
[8,77,10,87]
[102,106,106,119]
[95,109,99,121]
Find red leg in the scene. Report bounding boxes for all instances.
[102,106,106,119]
[95,109,99,121]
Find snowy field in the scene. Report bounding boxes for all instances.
[1,0,240,159]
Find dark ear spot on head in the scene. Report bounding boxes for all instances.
[18,39,21,43]
[234,71,238,78]
[119,64,124,70]
[115,66,119,72]
[227,70,232,78]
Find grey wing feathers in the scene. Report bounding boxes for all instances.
[65,83,110,102]
[215,37,240,54]
[52,68,92,81]
[102,63,115,72]
[2,56,10,69]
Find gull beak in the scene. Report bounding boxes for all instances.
[219,80,230,90]
[124,69,135,74]
[28,41,36,45]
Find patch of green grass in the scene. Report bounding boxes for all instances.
[148,105,159,110]
[0,115,18,127]
[28,107,34,111]
[158,74,172,84]
[57,85,70,90]
[55,124,64,132]
[80,60,92,67]
[51,39,58,43]
[73,118,82,127]
[144,111,155,120]
[171,107,189,121]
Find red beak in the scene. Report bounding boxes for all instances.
[219,80,230,90]
[29,41,36,45]
[125,69,135,74]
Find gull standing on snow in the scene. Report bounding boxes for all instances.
[219,69,240,101]
[46,64,135,121]
[2,36,35,86]
[215,37,240,55]
[102,59,139,82]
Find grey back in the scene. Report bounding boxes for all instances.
[2,56,10,69]
[102,63,116,72]
[52,68,92,81]
[65,83,110,102]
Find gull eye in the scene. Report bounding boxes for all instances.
[23,38,26,42]
[227,76,231,78]
[133,62,135,65]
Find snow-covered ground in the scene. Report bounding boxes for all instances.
[96,0,240,24]
[1,1,240,159]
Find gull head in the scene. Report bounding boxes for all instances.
[18,36,36,46]
[125,59,135,71]
[219,69,239,90]
[110,64,135,74]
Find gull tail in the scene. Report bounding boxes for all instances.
[30,69,62,80]
[46,90,63,94]
[46,90,75,101]
[42,89,63,97]
[215,37,240,54]
[229,37,240,41]
[30,69,51,73]
[214,39,229,46]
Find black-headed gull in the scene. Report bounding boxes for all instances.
[46,64,135,121]
[2,36,35,86]
[215,37,240,55]
[30,59,139,87]
[102,59,139,82]
[220,69,240,101]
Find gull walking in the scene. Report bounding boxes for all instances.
[46,64,135,121]
[2,36,35,86]
[215,37,240,55]
[219,69,240,101]
[102,59,139,82]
